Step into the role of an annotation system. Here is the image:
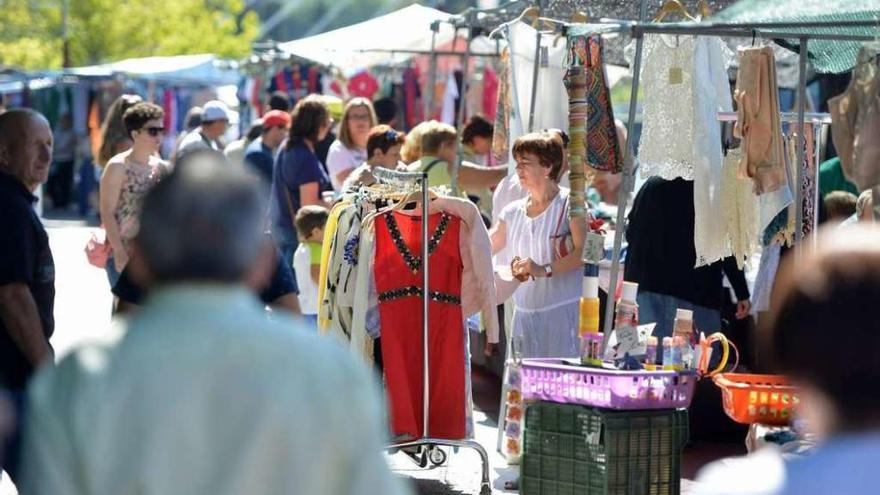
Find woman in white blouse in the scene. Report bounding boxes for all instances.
[325,98,377,190]
[489,132,586,358]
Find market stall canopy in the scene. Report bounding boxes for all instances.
[278,4,500,74]
[712,0,880,73]
[63,54,240,86]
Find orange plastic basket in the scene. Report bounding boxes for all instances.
[712,373,800,426]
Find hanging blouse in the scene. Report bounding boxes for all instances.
[631,34,733,267]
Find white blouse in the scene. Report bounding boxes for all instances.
[326,140,367,191]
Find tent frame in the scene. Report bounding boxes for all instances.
[600,7,880,350]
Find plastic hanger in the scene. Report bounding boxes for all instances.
[653,0,697,22]
[488,6,540,39]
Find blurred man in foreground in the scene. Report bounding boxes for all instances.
[19,152,408,495]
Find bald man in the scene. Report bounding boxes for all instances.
[0,109,55,481]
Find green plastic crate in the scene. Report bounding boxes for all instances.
[521,402,688,495]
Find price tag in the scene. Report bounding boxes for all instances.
[614,325,640,359]
[669,66,683,85]
[582,232,605,264]
[540,46,549,68]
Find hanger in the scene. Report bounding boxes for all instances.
[653,0,697,22]
[571,11,589,24]
[488,6,540,40]
[390,188,438,212]
[696,0,711,19]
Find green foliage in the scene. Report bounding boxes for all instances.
[0,0,259,70]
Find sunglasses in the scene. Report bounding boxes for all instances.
[384,129,399,141]
[141,126,165,137]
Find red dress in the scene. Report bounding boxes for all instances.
[374,210,466,440]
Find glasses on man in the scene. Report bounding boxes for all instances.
[141,126,165,137]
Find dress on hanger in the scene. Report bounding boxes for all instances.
[374,211,467,440]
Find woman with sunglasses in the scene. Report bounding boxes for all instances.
[341,125,405,191]
[99,102,168,287]
[325,97,377,191]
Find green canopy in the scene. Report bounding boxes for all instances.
[712,0,880,73]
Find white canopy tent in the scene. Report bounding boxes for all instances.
[277,4,500,74]
[63,54,240,86]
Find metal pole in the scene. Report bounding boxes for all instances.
[426,22,440,122]
[421,172,430,439]
[453,18,472,197]
[602,0,649,353]
[795,38,808,250]
[527,25,542,132]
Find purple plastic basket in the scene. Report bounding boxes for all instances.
[520,358,696,410]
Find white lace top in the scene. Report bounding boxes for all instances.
[630,35,734,266]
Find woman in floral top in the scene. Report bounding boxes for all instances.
[99,102,168,288]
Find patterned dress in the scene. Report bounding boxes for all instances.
[374,210,466,441]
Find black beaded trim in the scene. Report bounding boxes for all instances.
[385,213,451,273]
[378,286,461,305]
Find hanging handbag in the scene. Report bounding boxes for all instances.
[550,195,573,260]
[84,229,111,268]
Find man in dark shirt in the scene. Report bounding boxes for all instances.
[244,110,289,190]
[625,177,751,342]
[0,108,55,481]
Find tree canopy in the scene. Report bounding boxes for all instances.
[0,0,259,70]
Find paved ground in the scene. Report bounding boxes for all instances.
[1,219,744,494]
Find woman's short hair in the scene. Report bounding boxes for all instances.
[513,132,564,181]
[98,94,143,167]
[338,97,377,149]
[420,121,458,155]
[462,115,494,145]
[287,95,329,149]
[366,125,405,159]
[764,225,880,430]
[123,102,165,138]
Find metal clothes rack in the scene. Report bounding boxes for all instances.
[599,9,880,352]
[371,167,492,495]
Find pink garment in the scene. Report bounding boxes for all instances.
[482,67,499,121]
[347,71,379,99]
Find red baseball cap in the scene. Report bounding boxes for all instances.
[262,110,290,129]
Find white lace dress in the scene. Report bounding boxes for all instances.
[630,35,733,266]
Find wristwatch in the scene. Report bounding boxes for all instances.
[542,264,553,278]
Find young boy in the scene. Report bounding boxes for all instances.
[293,205,329,326]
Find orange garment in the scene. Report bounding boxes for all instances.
[734,46,786,195]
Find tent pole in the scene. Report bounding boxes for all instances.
[426,21,440,122]
[795,37,808,254]
[602,0,649,354]
[453,17,472,197]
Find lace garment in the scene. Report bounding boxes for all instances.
[632,35,733,266]
[720,148,759,269]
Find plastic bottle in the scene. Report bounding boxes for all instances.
[666,336,684,371]
[614,281,639,331]
[644,336,658,370]
[662,337,675,370]
[579,271,602,366]
[672,309,695,369]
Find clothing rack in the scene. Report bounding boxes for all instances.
[371,167,492,495]
[598,7,880,353]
